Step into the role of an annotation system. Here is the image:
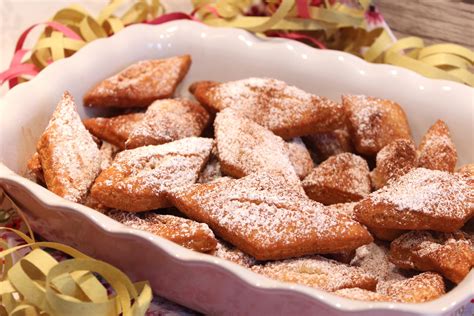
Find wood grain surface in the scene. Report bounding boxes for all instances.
[377,0,474,50]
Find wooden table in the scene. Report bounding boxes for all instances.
[377,0,474,51]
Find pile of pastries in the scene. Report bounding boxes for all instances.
[27,55,473,303]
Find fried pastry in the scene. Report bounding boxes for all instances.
[302,153,371,205]
[370,139,417,190]
[211,240,257,268]
[379,272,445,303]
[457,164,474,177]
[355,168,473,232]
[350,242,408,293]
[26,152,45,184]
[83,113,144,149]
[91,137,213,212]
[37,92,101,203]
[285,138,314,179]
[214,109,300,183]
[190,78,345,139]
[417,120,457,172]
[304,129,353,161]
[368,227,404,241]
[125,99,210,149]
[105,210,217,252]
[84,55,191,108]
[168,172,373,260]
[389,230,474,284]
[343,95,412,155]
[251,255,377,292]
[333,288,391,302]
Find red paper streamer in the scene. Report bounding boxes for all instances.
[295,0,311,18]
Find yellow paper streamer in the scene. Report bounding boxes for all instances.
[364,30,474,86]
[0,190,152,316]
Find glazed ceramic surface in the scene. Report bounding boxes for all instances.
[0,20,473,316]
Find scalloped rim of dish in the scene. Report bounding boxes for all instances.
[0,20,473,315]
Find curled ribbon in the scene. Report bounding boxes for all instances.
[364,32,474,86]
[0,190,152,316]
[0,0,473,88]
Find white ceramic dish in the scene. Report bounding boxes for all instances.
[0,21,473,316]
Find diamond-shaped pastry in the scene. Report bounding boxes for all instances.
[190,78,345,139]
[37,92,101,203]
[168,172,373,260]
[389,230,474,284]
[355,168,473,232]
[84,55,191,108]
[417,120,457,172]
[343,95,412,155]
[91,137,213,212]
